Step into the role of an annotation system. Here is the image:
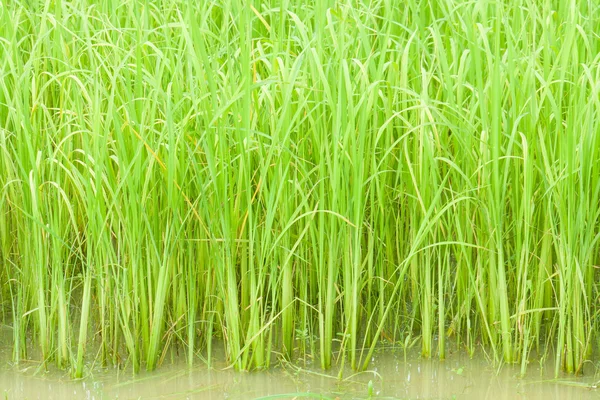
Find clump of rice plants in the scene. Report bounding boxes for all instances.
[0,0,599,378]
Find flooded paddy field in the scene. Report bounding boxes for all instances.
[2,0,600,399]
[2,346,599,399]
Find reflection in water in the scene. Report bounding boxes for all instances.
[0,347,599,399]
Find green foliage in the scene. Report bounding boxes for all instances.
[0,0,599,378]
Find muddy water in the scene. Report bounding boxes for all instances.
[1,347,599,399]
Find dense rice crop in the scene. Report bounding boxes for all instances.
[1,0,600,379]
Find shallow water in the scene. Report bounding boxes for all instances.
[1,346,599,400]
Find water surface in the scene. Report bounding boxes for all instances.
[1,346,599,399]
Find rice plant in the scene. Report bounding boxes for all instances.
[1,0,599,378]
